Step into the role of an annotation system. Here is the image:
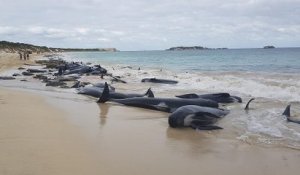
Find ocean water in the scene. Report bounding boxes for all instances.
[63,48,300,73]
[62,48,300,149]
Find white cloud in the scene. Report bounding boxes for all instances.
[97,38,111,42]
[0,26,19,35]
[28,26,45,34]
[0,0,300,50]
[75,28,90,35]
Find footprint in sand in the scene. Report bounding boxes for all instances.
[0,97,5,104]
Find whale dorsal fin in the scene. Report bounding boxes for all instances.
[245,98,255,110]
[283,105,300,124]
[282,104,291,117]
[145,88,154,98]
[97,82,110,103]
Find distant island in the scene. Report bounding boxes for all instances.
[263,45,275,49]
[166,46,228,51]
[0,41,118,53]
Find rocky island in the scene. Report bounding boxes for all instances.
[166,46,227,51]
[263,45,275,49]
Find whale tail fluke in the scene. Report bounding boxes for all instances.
[283,104,291,117]
[245,98,255,110]
[97,82,110,103]
[145,88,154,98]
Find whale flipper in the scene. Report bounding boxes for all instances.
[190,123,223,130]
[97,82,110,103]
[245,98,255,110]
[189,112,224,130]
[282,104,291,117]
[154,103,171,112]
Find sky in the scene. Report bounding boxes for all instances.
[0,0,299,50]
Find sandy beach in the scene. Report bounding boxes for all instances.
[1,52,300,175]
[0,87,100,175]
[0,52,40,72]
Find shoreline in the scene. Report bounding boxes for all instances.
[1,51,300,174]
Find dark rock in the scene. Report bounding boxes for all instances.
[45,80,66,87]
[33,74,48,81]
[56,76,79,82]
[35,59,66,69]
[111,77,127,84]
[27,68,47,73]
[0,76,16,80]
[12,73,21,77]
[22,72,34,76]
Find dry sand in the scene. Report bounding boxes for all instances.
[1,52,300,175]
[0,52,39,72]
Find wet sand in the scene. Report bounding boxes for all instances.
[0,87,100,175]
[61,102,300,175]
[1,52,300,175]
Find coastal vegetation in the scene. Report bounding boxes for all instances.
[0,41,118,53]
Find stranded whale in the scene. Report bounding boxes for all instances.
[176,93,242,103]
[79,85,154,99]
[168,105,229,130]
[141,78,178,84]
[98,82,218,112]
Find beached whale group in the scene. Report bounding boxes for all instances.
[95,82,298,130]
[2,56,298,130]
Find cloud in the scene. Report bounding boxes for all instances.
[0,26,19,35]
[97,38,111,42]
[0,0,299,50]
